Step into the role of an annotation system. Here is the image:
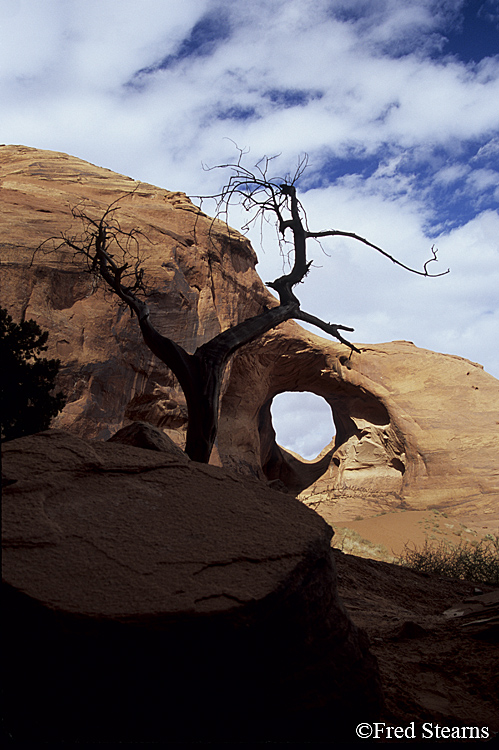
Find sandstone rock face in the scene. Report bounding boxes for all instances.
[1,145,498,524]
[0,144,271,443]
[2,430,382,742]
[220,329,499,525]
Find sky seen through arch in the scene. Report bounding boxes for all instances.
[270,391,336,461]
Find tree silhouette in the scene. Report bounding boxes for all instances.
[37,153,447,462]
[0,308,66,441]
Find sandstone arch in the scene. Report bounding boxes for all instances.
[1,145,498,526]
[218,324,407,512]
[217,323,499,522]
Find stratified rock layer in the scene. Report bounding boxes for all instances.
[1,145,498,524]
[2,430,382,742]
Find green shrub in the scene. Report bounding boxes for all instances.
[397,536,499,585]
[0,308,66,441]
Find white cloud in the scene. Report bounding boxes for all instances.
[434,163,469,184]
[466,168,499,191]
[1,0,498,454]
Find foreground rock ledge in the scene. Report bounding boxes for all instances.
[2,430,382,743]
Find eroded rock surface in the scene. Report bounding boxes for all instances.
[220,329,499,524]
[1,145,498,524]
[2,430,382,742]
[0,144,271,443]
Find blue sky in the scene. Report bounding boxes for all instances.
[1,0,498,458]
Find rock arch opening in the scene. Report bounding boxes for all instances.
[270,391,335,461]
[259,391,337,495]
[257,384,407,499]
[217,335,409,504]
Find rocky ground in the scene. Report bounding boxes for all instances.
[334,548,499,743]
[2,428,498,743]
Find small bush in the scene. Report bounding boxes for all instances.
[0,308,66,441]
[397,537,499,585]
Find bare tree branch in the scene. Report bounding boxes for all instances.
[293,310,361,353]
[34,151,448,464]
[196,148,449,358]
[305,230,449,277]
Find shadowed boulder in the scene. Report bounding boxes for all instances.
[2,430,383,743]
[108,419,188,458]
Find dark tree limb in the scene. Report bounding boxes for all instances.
[37,151,448,463]
[294,310,361,353]
[306,230,449,277]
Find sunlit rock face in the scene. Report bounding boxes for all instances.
[0,144,272,445]
[220,327,499,523]
[1,145,498,523]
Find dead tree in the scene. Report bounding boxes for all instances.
[40,155,447,463]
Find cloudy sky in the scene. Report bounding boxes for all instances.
[1,0,498,457]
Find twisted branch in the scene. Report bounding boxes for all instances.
[196,149,449,352]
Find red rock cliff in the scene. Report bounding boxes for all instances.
[1,145,498,523]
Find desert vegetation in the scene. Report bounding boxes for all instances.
[398,536,499,585]
[0,307,66,441]
[332,522,499,585]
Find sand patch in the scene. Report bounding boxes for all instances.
[331,509,495,561]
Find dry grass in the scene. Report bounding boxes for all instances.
[397,536,499,585]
